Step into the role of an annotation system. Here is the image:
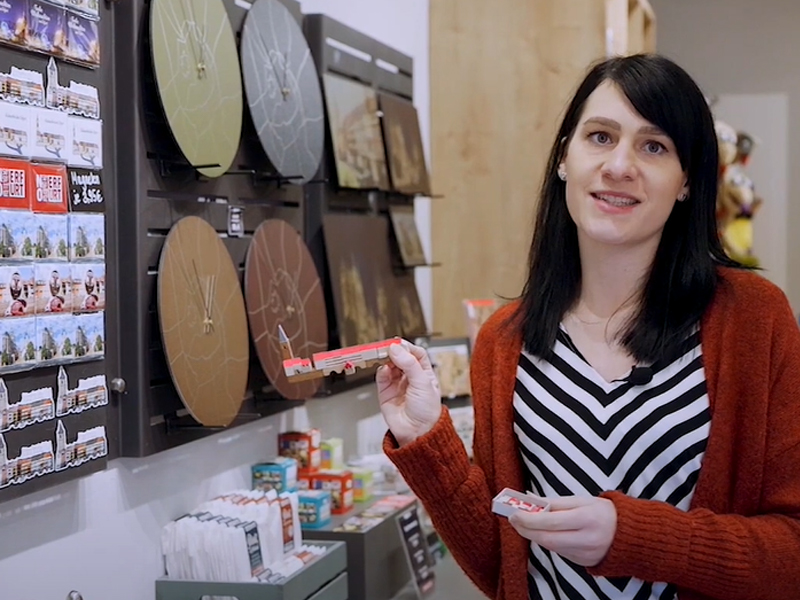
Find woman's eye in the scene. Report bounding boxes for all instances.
[645,141,666,154]
[590,132,612,144]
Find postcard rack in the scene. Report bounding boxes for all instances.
[155,540,348,600]
[0,3,114,502]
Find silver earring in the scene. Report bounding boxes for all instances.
[678,193,687,201]
[558,170,567,181]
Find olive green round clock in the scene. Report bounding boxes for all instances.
[149,0,243,178]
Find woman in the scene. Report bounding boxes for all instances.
[376,54,800,600]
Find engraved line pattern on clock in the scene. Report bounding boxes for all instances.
[161,221,247,423]
[249,224,326,377]
[154,0,241,169]
[242,0,324,181]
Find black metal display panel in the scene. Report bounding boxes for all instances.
[0,2,115,502]
[112,0,306,457]
[302,14,420,394]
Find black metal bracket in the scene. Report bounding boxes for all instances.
[163,412,263,434]
[146,152,220,180]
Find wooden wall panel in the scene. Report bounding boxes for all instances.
[429,0,608,336]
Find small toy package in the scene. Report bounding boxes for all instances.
[491,488,550,518]
[311,469,354,515]
[351,467,374,503]
[320,437,344,470]
[297,490,332,530]
[251,456,298,494]
[278,428,321,472]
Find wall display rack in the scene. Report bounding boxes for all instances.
[0,0,111,503]
[0,0,438,489]
[303,14,434,393]
[112,0,311,458]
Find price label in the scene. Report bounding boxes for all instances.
[227,205,244,238]
[68,168,104,212]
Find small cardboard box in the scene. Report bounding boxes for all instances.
[298,490,332,530]
[311,470,354,515]
[321,437,344,470]
[279,429,322,470]
[251,456,298,493]
[491,488,550,518]
[351,468,374,503]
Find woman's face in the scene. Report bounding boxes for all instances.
[560,81,689,253]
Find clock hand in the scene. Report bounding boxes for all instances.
[282,39,290,98]
[203,274,215,333]
[178,0,200,73]
[191,259,213,335]
[256,28,286,99]
[176,257,206,317]
[182,0,205,79]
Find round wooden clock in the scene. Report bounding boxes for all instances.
[158,216,249,426]
[240,0,325,184]
[149,0,243,179]
[244,219,328,400]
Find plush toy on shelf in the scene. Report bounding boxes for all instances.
[714,120,762,267]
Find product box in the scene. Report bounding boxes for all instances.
[311,470,354,515]
[68,115,102,169]
[278,429,322,471]
[491,488,550,519]
[298,490,332,530]
[251,456,298,494]
[351,467,374,503]
[320,437,344,470]
[296,472,312,491]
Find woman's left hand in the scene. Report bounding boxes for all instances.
[507,495,618,567]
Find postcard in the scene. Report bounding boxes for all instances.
[0,208,37,260]
[0,265,34,317]
[34,262,70,313]
[0,0,28,47]
[65,7,98,66]
[36,311,73,362]
[73,309,102,358]
[31,107,68,162]
[70,261,102,312]
[34,212,68,260]
[68,212,102,260]
[0,101,31,159]
[0,315,37,370]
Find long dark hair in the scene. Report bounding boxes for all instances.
[515,54,744,363]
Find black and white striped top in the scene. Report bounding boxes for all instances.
[512,326,710,600]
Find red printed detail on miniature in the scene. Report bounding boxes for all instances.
[278,324,407,382]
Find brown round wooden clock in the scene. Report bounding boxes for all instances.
[244,219,328,400]
[158,216,249,426]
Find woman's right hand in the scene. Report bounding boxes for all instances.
[376,342,443,447]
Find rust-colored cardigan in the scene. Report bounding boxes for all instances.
[385,269,800,600]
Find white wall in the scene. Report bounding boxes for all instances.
[0,2,431,599]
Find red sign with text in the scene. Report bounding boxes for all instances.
[0,158,30,210]
[30,162,68,213]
